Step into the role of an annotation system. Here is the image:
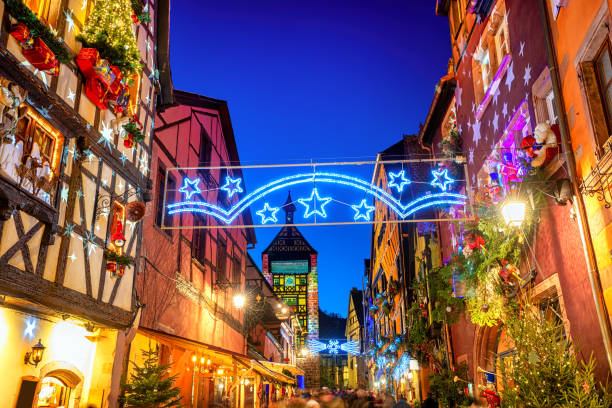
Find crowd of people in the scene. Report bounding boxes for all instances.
[271,388,439,408]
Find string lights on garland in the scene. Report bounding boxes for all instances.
[166,171,467,225]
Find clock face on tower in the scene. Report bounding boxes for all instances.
[285,276,295,287]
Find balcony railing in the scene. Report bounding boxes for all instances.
[579,151,612,208]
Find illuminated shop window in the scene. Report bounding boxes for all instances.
[3,105,64,203]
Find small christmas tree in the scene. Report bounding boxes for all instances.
[499,305,612,407]
[77,0,141,75]
[120,347,182,407]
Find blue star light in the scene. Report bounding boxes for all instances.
[179,177,201,200]
[256,203,280,224]
[220,176,243,199]
[430,168,455,191]
[388,170,411,193]
[64,222,75,237]
[351,199,375,221]
[298,188,332,218]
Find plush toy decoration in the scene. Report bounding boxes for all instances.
[522,123,560,168]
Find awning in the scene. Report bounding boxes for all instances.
[260,361,304,379]
[138,327,250,370]
[234,356,296,385]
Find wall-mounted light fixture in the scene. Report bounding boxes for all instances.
[24,339,45,367]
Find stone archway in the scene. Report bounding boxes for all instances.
[36,361,85,407]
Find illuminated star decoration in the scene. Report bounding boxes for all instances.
[256,203,280,224]
[64,222,75,237]
[298,188,332,218]
[60,186,69,202]
[221,176,244,199]
[119,153,128,165]
[24,319,36,339]
[179,177,201,200]
[430,168,455,191]
[68,252,77,262]
[67,88,76,103]
[388,170,411,193]
[64,9,75,32]
[351,199,375,221]
[82,230,98,256]
[97,121,114,152]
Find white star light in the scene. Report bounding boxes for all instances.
[388,170,411,193]
[98,121,114,152]
[220,176,244,199]
[69,252,77,262]
[502,102,508,117]
[519,41,525,57]
[493,87,500,105]
[455,86,462,107]
[492,112,499,133]
[256,203,280,224]
[523,64,532,86]
[469,148,474,164]
[351,199,375,221]
[64,9,75,32]
[24,319,36,338]
[67,88,76,102]
[472,120,482,146]
[505,62,515,91]
[298,188,332,218]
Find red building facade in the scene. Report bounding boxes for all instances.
[415,0,610,400]
[129,90,257,407]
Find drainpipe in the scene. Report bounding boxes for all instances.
[537,0,612,370]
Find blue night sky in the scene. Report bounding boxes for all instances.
[170,1,451,316]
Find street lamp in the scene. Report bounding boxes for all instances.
[233,294,246,308]
[501,200,526,227]
[24,339,45,367]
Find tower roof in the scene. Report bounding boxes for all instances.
[283,191,297,224]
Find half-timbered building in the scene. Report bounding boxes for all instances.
[0,0,170,406]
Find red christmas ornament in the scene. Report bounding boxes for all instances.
[124,133,135,148]
[131,13,139,23]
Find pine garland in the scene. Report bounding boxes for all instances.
[4,0,71,63]
[77,0,142,76]
[123,119,145,142]
[105,249,134,266]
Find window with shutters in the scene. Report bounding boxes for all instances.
[595,41,612,138]
[471,1,511,116]
[155,166,175,232]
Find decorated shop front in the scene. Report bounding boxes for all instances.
[0,303,121,407]
[130,328,297,408]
